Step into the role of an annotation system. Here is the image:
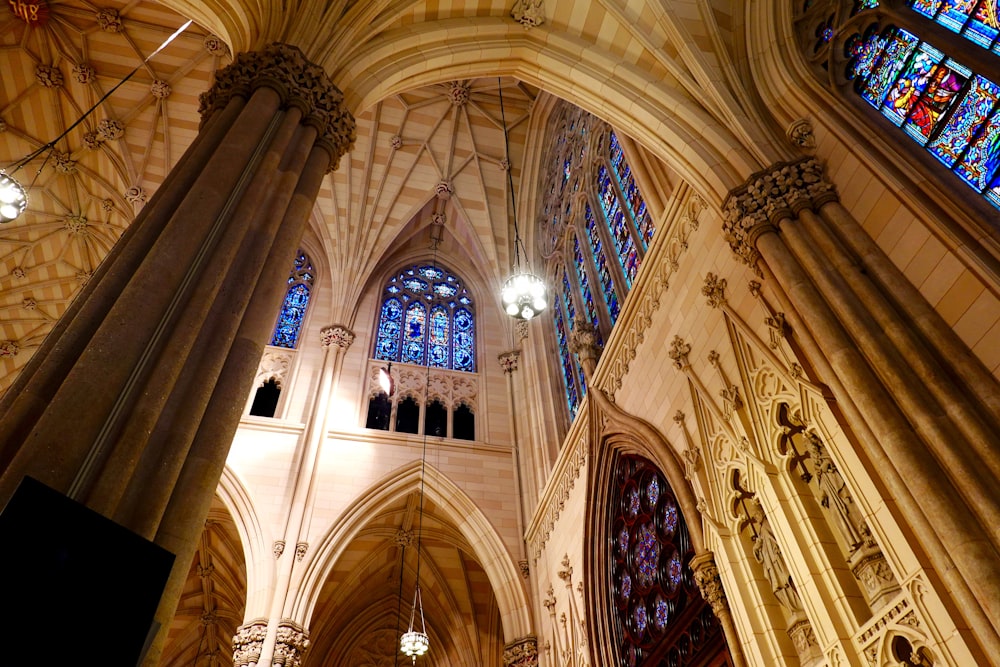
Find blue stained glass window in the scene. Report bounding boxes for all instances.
[374,264,476,371]
[573,236,603,336]
[849,26,1000,209]
[611,456,699,663]
[608,131,655,247]
[584,204,621,323]
[270,249,315,348]
[554,299,582,419]
[907,0,1000,51]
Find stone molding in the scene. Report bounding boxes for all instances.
[503,635,539,667]
[198,43,356,171]
[320,324,354,349]
[722,157,838,268]
[232,619,268,666]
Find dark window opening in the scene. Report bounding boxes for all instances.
[366,392,391,431]
[426,400,447,437]
[249,378,280,418]
[453,403,475,441]
[396,396,420,434]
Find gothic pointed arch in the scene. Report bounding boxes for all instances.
[291,460,533,643]
[584,388,736,667]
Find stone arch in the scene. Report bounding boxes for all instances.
[216,465,275,615]
[291,459,532,642]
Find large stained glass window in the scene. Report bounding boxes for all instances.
[374,264,475,372]
[536,103,655,424]
[846,25,1000,208]
[270,249,315,348]
[610,455,727,666]
[909,0,1000,53]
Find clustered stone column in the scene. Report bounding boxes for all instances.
[503,635,539,667]
[690,552,748,667]
[722,156,1000,654]
[0,42,355,665]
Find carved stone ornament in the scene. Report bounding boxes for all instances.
[97,118,124,141]
[393,528,414,547]
[448,81,471,106]
[294,542,308,561]
[435,180,454,199]
[850,546,901,609]
[568,319,601,364]
[150,79,172,99]
[503,635,539,667]
[73,63,97,85]
[52,150,77,174]
[499,350,520,374]
[21,297,36,311]
[722,157,838,268]
[320,325,354,349]
[787,118,817,151]
[668,335,691,370]
[702,272,727,308]
[198,43,357,171]
[787,616,821,664]
[273,540,285,559]
[690,552,728,619]
[204,35,230,57]
[64,215,88,234]
[35,64,63,88]
[390,134,403,149]
[0,340,20,358]
[95,7,123,32]
[11,266,26,279]
[125,186,147,204]
[515,319,529,341]
[0,118,6,132]
[232,620,268,667]
[274,620,310,667]
[518,559,530,578]
[511,0,545,28]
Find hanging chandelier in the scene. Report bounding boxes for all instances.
[400,584,429,661]
[0,19,191,225]
[497,78,547,321]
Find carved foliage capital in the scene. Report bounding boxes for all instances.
[274,621,310,667]
[722,157,838,267]
[232,620,268,666]
[321,325,354,349]
[568,319,601,362]
[499,350,520,374]
[503,635,539,667]
[199,43,356,171]
[690,552,728,618]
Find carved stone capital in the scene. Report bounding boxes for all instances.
[849,545,901,609]
[503,635,539,667]
[722,157,838,267]
[198,43,356,171]
[569,319,601,364]
[499,350,520,374]
[787,615,822,665]
[274,620,310,667]
[232,619,268,667]
[690,552,729,619]
[321,325,354,349]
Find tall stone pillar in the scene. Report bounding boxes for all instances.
[690,552,748,667]
[721,157,1000,654]
[0,42,355,664]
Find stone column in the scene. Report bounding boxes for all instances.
[0,42,355,666]
[690,552,748,667]
[500,350,532,564]
[722,156,1000,654]
[503,635,539,667]
[568,319,601,381]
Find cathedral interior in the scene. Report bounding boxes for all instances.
[1,0,999,665]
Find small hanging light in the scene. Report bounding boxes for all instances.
[497,78,547,321]
[0,172,27,224]
[399,584,429,661]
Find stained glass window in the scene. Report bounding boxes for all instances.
[908,0,1000,52]
[847,25,1000,209]
[374,264,475,372]
[538,105,654,425]
[270,249,315,348]
[610,455,723,666]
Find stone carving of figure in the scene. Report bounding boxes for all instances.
[751,499,804,614]
[807,431,872,552]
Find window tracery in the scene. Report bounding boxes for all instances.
[797,0,1000,210]
[374,264,475,372]
[536,102,654,420]
[270,249,314,349]
[609,454,724,666]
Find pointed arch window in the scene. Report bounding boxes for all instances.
[374,264,476,372]
[537,103,654,423]
[609,454,729,666]
[799,0,1000,210]
[270,250,314,349]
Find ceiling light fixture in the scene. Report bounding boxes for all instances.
[497,78,547,321]
[0,19,192,224]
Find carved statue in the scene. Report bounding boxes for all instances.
[807,431,873,552]
[750,499,803,614]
